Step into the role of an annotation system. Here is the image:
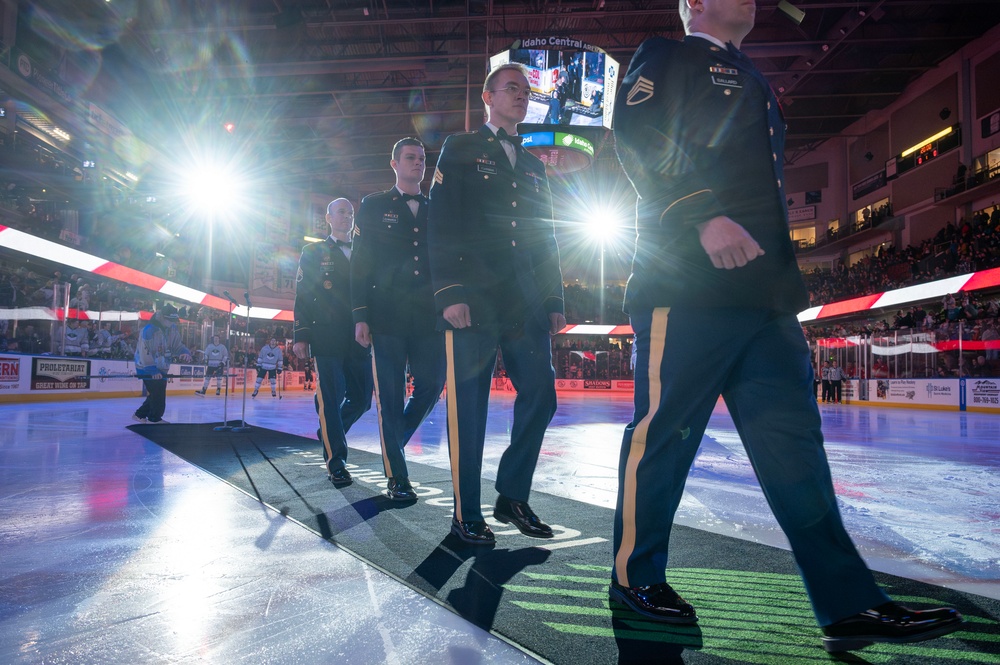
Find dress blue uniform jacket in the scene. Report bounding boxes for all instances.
[427,125,565,330]
[614,35,810,314]
[293,237,365,360]
[351,188,437,334]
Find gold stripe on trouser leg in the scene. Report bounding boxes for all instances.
[316,372,334,466]
[444,329,463,521]
[615,307,670,588]
[370,337,391,477]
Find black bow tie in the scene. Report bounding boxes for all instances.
[332,238,351,247]
[496,127,523,146]
[400,192,424,203]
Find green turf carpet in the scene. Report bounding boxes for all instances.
[129,422,1000,665]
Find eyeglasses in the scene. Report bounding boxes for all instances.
[490,84,531,96]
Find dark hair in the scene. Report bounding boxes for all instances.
[392,137,424,162]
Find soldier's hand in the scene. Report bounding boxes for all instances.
[696,216,764,269]
[549,312,567,335]
[355,322,372,347]
[292,341,309,359]
[443,303,471,329]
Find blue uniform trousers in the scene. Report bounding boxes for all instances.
[314,353,373,473]
[444,323,556,522]
[614,306,889,626]
[370,331,445,480]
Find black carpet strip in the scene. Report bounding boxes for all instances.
[129,422,1000,665]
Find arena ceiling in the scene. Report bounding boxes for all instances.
[74,0,1000,202]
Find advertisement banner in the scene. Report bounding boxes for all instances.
[555,379,633,392]
[788,205,816,223]
[852,170,887,200]
[32,358,90,390]
[252,242,297,298]
[283,371,304,389]
[0,356,23,392]
[178,365,205,383]
[91,361,140,390]
[842,379,858,402]
[968,379,1000,408]
[584,379,612,390]
[870,379,959,407]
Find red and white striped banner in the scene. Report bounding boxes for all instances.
[0,224,292,322]
[4,223,999,328]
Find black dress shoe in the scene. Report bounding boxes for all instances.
[609,580,698,624]
[328,467,353,487]
[821,602,963,652]
[493,496,554,538]
[450,517,495,545]
[385,477,417,501]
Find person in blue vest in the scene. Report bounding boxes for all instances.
[352,137,445,502]
[608,0,962,653]
[427,62,566,545]
[133,304,192,424]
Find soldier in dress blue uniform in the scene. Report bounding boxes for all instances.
[292,198,373,487]
[427,63,567,545]
[352,137,445,502]
[609,0,962,653]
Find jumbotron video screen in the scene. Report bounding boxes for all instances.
[489,39,618,130]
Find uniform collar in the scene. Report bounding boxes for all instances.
[687,32,727,49]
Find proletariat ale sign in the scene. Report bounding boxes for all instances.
[32,358,90,390]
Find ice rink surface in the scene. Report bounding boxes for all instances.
[2,387,997,663]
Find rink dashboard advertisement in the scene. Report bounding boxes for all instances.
[31,358,91,390]
[0,354,305,403]
[968,379,1000,407]
[871,378,957,407]
[1,353,999,412]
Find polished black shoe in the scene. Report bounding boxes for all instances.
[609,580,698,624]
[821,602,963,652]
[385,477,417,501]
[328,467,353,487]
[450,518,495,545]
[493,496,554,538]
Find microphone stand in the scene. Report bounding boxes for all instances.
[214,293,239,432]
[232,292,253,433]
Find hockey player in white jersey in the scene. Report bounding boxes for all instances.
[196,334,229,396]
[62,319,90,357]
[252,337,283,398]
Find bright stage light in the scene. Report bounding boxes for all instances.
[585,206,627,243]
[179,160,246,220]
